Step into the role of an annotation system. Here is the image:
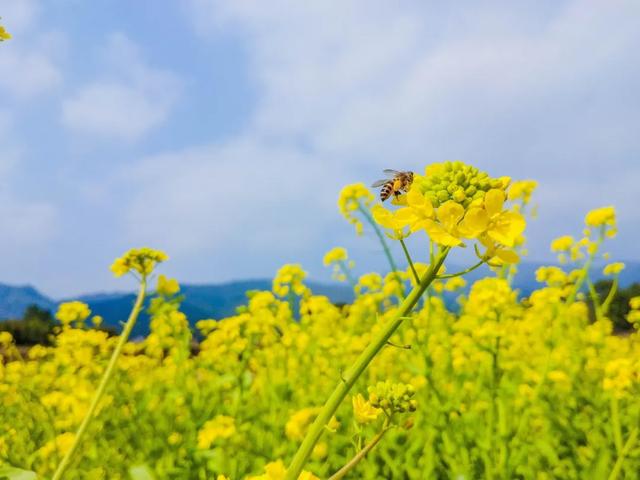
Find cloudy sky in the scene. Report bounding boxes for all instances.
[0,0,638,298]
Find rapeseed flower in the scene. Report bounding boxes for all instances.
[352,393,380,424]
[197,415,236,449]
[55,301,91,327]
[157,274,180,296]
[0,24,10,41]
[338,183,375,235]
[603,262,625,276]
[110,247,168,277]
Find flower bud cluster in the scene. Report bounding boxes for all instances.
[110,247,168,278]
[368,381,417,414]
[413,161,509,208]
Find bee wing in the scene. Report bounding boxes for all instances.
[383,169,400,176]
[371,179,388,188]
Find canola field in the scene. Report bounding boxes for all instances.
[1,161,639,480]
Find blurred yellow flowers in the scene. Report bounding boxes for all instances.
[0,24,10,41]
[110,247,168,278]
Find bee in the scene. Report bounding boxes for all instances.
[371,169,414,202]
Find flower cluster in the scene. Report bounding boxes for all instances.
[110,247,168,278]
[352,393,381,424]
[272,264,310,298]
[322,247,354,283]
[338,183,375,235]
[0,24,10,41]
[55,301,91,327]
[367,381,417,414]
[373,161,525,263]
[197,415,236,450]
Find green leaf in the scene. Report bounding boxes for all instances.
[128,464,156,480]
[0,466,37,480]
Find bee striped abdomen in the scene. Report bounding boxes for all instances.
[380,181,394,201]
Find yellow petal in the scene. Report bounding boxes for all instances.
[437,201,464,231]
[495,249,520,264]
[488,212,526,247]
[424,220,462,247]
[371,205,399,230]
[485,189,505,218]
[458,207,489,238]
[406,188,426,208]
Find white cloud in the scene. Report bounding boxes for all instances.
[0,0,63,99]
[120,140,347,256]
[174,0,640,263]
[62,33,183,141]
[0,110,57,249]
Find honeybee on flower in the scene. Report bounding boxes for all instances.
[371,169,414,202]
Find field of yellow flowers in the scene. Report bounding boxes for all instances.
[1,161,639,480]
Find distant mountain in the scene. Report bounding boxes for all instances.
[1,261,639,337]
[0,280,354,338]
[0,283,57,319]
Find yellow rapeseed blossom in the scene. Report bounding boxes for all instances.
[0,331,13,346]
[323,247,347,266]
[55,301,91,327]
[603,262,625,276]
[246,460,319,480]
[373,162,525,258]
[585,206,616,228]
[197,415,236,449]
[508,180,538,204]
[273,264,309,297]
[110,247,168,277]
[338,183,375,235]
[352,393,381,424]
[551,235,574,252]
[285,407,320,441]
[157,274,180,296]
[0,24,10,41]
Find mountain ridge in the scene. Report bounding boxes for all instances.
[2,261,639,336]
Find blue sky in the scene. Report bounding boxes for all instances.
[0,0,639,298]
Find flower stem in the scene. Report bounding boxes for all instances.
[284,249,449,479]
[328,424,392,480]
[51,278,147,480]
[608,427,638,480]
[437,259,485,279]
[338,260,357,288]
[357,204,404,291]
[399,238,420,284]
[601,276,619,316]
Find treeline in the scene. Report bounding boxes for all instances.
[0,305,115,345]
[1,280,639,345]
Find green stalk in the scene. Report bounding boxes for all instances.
[338,260,357,289]
[608,427,638,480]
[328,423,392,480]
[285,249,449,479]
[601,276,619,316]
[566,230,603,305]
[437,259,485,279]
[357,204,404,291]
[51,278,147,480]
[399,238,420,285]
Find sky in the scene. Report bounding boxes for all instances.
[0,0,639,298]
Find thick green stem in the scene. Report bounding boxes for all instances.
[51,278,147,480]
[285,249,449,479]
